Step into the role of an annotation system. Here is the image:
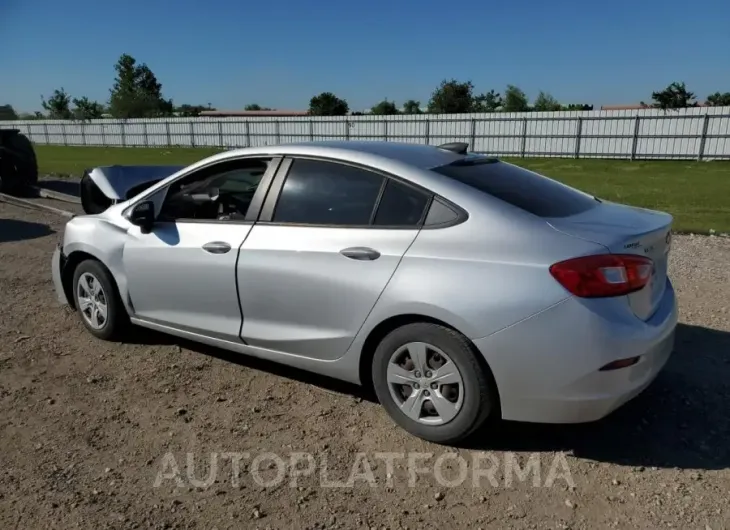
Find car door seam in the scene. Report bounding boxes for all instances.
[235,224,259,344]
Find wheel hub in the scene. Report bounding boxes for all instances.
[76,272,108,330]
[386,342,465,426]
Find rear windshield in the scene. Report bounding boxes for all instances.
[432,160,597,218]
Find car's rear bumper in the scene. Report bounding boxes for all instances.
[52,245,70,306]
[473,279,678,424]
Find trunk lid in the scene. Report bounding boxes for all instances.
[547,201,673,320]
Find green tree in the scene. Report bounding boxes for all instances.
[244,103,272,111]
[502,85,529,112]
[72,97,105,120]
[706,92,730,106]
[402,100,422,114]
[532,91,562,111]
[0,104,18,120]
[648,82,697,110]
[563,103,593,111]
[108,54,174,118]
[41,88,73,119]
[309,92,349,116]
[428,79,475,113]
[370,99,399,115]
[176,104,214,117]
[472,89,502,112]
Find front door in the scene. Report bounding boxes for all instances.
[122,156,278,340]
[237,157,433,360]
[123,222,252,340]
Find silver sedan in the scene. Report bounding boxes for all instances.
[52,141,677,444]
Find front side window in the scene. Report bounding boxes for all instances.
[273,159,384,225]
[159,158,270,222]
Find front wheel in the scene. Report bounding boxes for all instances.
[372,323,497,444]
[72,259,127,341]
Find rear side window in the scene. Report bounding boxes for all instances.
[374,180,430,226]
[432,160,597,218]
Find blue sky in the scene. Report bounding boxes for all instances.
[1,0,729,113]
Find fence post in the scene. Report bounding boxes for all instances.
[44,122,50,145]
[101,122,106,146]
[520,118,528,157]
[275,120,281,144]
[630,116,641,160]
[424,118,430,145]
[309,120,314,141]
[121,121,127,147]
[62,123,68,146]
[165,121,171,146]
[574,117,583,159]
[697,114,710,161]
[190,122,195,147]
[218,121,224,147]
[346,120,351,141]
[470,118,477,150]
[383,120,388,141]
[244,121,251,147]
[81,122,87,146]
[143,123,148,147]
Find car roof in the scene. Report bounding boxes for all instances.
[224,141,467,170]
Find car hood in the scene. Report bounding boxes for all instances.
[86,165,185,201]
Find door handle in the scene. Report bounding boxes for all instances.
[202,241,232,254]
[340,247,381,261]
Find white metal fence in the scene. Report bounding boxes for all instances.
[2,106,730,160]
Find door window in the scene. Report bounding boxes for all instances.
[373,179,430,226]
[159,158,271,222]
[272,159,384,226]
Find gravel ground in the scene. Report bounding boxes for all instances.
[1,200,729,530]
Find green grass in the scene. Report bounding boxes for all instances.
[36,145,224,176]
[34,145,730,233]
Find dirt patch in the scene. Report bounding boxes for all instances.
[1,202,729,530]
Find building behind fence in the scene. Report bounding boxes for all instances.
[2,106,729,160]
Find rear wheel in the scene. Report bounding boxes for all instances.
[72,259,127,341]
[372,322,496,444]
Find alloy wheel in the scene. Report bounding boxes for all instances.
[386,341,465,425]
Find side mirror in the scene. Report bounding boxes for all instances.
[129,200,155,234]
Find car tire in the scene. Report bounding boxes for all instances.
[72,259,127,341]
[372,323,497,444]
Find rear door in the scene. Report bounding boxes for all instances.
[237,157,432,360]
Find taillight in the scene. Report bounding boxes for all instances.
[549,254,653,298]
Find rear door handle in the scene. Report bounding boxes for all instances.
[340,247,381,261]
[202,241,232,254]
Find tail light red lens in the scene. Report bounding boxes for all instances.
[549,254,654,298]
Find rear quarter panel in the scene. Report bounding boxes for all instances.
[355,203,609,342]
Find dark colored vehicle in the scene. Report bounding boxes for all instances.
[0,129,38,194]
